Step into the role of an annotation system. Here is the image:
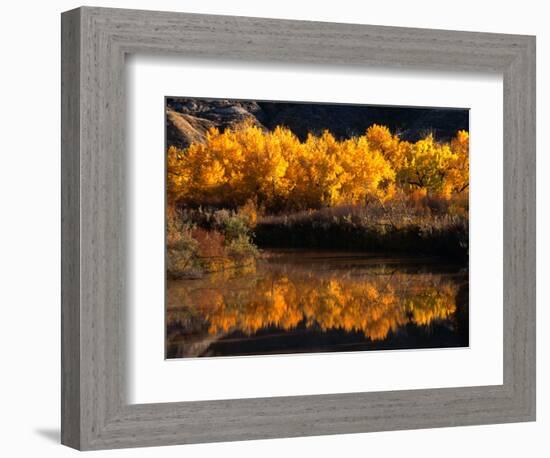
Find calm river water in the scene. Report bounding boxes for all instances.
[166,249,468,358]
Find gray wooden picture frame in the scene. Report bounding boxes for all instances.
[61,6,536,451]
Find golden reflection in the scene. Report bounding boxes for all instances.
[167,258,461,344]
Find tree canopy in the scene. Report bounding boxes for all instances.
[167,120,469,211]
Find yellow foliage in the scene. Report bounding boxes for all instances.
[167,122,469,210]
[448,130,470,195]
[167,268,458,341]
[237,199,258,227]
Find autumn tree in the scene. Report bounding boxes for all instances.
[397,134,456,197]
[447,130,470,195]
[167,122,469,211]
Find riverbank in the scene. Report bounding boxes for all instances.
[167,199,468,279]
[254,204,468,262]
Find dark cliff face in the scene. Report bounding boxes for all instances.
[256,102,469,142]
[166,97,469,149]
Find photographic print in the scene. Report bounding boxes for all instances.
[165,98,469,359]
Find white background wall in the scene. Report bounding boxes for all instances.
[0,0,546,456]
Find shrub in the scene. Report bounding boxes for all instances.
[226,234,259,262]
[191,227,226,258]
[167,207,260,277]
[166,212,201,278]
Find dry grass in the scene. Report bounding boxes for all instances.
[254,197,468,262]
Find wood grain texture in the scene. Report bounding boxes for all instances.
[61,7,81,449]
[61,6,536,450]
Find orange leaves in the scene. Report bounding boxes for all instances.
[170,268,459,340]
[167,122,469,211]
[191,227,226,258]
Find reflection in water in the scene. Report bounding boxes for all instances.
[166,250,468,358]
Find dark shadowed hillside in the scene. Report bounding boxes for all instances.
[166,97,469,149]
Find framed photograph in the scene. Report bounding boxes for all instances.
[61,6,536,450]
[164,97,470,359]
